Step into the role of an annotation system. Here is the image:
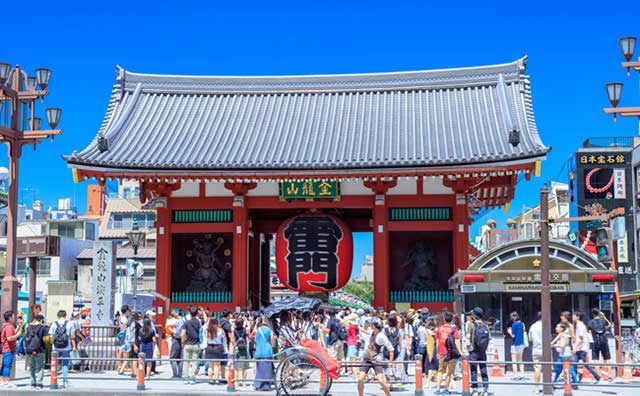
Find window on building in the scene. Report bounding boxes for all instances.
[143,268,155,278]
[85,222,96,240]
[57,223,76,239]
[108,213,155,230]
[16,258,51,276]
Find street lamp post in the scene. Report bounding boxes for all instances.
[539,187,553,395]
[0,63,62,315]
[603,36,640,133]
[126,221,145,313]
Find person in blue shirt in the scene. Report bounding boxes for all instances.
[507,311,526,380]
[253,316,274,391]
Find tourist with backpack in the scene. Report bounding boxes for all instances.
[48,310,77,388]
[467,307,490,396]
[326,310,344,361]
[587,308,612,380]
[434,311,461,395]
[383,315,401,380]
[25,314,48,389]
[0,310,23,388]
[233,318,250,386]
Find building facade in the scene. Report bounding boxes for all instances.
[66,58,548,321]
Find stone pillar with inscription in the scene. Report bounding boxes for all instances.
[91,241,117,326]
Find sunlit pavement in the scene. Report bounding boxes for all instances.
[1,358,639,395]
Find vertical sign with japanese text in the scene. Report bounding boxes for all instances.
[91,241,117,326]
[614,169,626,199]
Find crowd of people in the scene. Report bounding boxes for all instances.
[0,304,91,389]
[0,302,624,394]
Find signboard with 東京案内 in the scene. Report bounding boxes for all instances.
[16,236,60,257]
[279,180,339,201]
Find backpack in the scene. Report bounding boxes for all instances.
[234,328,248,355]
[383,327,400,359]
[338,325,348,342]
[591,318,607,343]
[25,325,44,354]
[472,323,490,352]
[446,332,461,360]
[53,321,70,349]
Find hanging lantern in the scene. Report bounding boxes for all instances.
[275,214,353,292]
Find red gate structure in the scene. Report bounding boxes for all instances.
[65,57,548,323]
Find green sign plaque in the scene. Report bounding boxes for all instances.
[279,180,340,201]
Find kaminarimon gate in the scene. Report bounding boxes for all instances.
[66,57,548,322]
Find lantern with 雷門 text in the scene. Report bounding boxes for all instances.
[275,214,353,292]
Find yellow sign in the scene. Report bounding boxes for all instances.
[578,154,627,165]
[71,168,81,184]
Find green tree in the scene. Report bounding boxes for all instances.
[342,280,374,304]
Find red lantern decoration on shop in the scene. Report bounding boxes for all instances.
[275,214,353,292]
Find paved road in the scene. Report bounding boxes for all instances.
[1,357,638,396]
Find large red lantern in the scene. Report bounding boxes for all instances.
[276,214,353,292]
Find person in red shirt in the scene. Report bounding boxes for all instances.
[1,310,23,388]
[434,311,461,395]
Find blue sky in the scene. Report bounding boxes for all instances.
[3,1,640,278]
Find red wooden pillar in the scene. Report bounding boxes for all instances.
[232,198,249,309]
[156,206,173,300]
[365,179,397,311]
[452,192,470,272]
[226,182,256,310]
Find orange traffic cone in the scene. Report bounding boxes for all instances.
[582,354,594,380]
[600,364,610,381]
[490,347,503,377]
[622,353,633,380]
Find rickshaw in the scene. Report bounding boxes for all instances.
[263,297,340,396]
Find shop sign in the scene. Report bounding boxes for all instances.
[504,283,569,293]
[617,232,629,263]
[578,153,628,165]
[279,180,339,201]
[275,214,352,292]
[614,169,626,199]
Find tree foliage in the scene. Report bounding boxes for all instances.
[341,280,374,303]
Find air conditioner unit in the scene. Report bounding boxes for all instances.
[600,284,617,294]
[460,285,477,294]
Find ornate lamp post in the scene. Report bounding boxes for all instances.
[126,221,145,312]
[0,63,62,315]
[603,36,640,129]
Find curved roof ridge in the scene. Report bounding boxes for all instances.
[115,57,529,94]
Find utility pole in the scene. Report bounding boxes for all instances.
[539,187,553,395]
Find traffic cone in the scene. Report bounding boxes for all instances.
[490,347,503,377]
[622,353,633,380]
[600,364,610,381]
[582,355,594,380]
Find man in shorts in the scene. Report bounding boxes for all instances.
[588,308,612,380]
[528,312,543,394]
[357,318,392,396]
[435,311,461,395]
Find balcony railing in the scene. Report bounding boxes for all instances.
[582,136,637,148]
[390,290,455,303]
[107,220,155,230]
[171,291,232,303]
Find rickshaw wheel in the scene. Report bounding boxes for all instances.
[275,350,331,396]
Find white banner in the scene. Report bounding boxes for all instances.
[92,241,117,326]
[614,169,626,199]
[617,232,629,263]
